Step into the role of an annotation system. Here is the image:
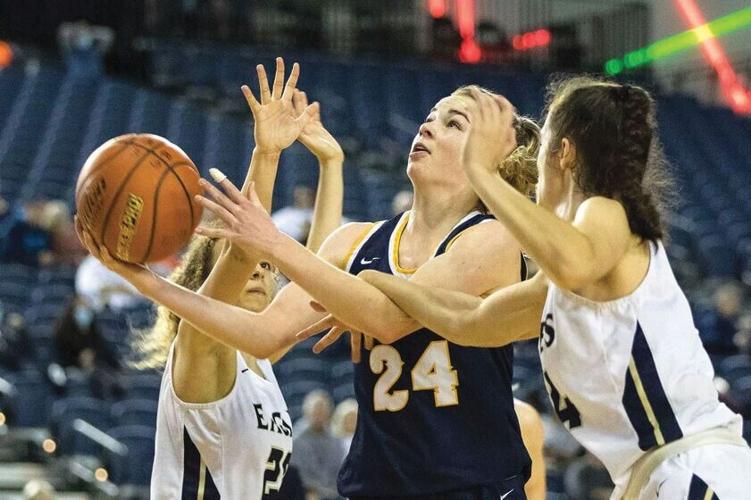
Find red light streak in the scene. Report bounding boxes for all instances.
[674,0,751,114]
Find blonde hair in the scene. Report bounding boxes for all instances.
[129,235,219,370]
[451,85,540,199]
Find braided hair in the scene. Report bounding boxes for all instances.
[544,76,672,241]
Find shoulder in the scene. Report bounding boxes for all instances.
[317,221,378,266]
[447,218,520,260]
[574,196,629,228]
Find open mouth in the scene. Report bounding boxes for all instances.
[410,142,431,155]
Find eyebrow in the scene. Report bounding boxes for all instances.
[428,108,470,122]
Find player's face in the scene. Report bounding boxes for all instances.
[236,260,277,312]
[407,95,473,191]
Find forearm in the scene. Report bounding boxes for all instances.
[306,159,343,253]
[180,146,283,349]
[272,236,418,342]
[243,147,281,211]
[137,271,286,359]
[363,270,544,347]
[469,169,595,285]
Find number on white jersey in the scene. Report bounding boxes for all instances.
[262,447,290,497]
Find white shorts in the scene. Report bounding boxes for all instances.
[635,443,751,499]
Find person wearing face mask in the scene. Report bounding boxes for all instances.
[50,294,122,398]
[79,83,540,499]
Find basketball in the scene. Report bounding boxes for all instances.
[75,133,203,263]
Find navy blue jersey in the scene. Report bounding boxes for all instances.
[338,211,531,497]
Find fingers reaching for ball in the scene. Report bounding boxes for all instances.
[194,170,283,260]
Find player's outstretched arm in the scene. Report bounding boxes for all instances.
[196,177,524,344]
[292,89,344,253]
[171,57,315,402]
[353,270,547,347]
[460,89,633,292]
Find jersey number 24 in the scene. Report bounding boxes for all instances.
[370,340,459,411]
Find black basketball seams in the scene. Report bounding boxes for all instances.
[125,141,199,231]
[75,137,135,207]
[141,167,172,263]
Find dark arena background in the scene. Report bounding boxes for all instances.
[0,1,750,498]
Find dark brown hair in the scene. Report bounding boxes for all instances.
[544,76,672,241]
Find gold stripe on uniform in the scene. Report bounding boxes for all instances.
[392,214,416,275]
[197,460,206,500]
[628,357,666,446]
[703,488,715,500]
[341,223,375,270]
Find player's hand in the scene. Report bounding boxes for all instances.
[292,90,344,164]
[74,215,157,293]
[243,57,316,154]
[296,302,374,363]
[461,88,517,177]
[194,169,284,261]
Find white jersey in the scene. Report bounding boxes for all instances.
[539,241,743,493]
[151,344,293,499]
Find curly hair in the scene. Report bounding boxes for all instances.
[129,235,219,370]
[451,85,540,199]
[544,76,673,241]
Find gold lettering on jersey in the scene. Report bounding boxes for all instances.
[116,193,144,261]
[80,177,106,231]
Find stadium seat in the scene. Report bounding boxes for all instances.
[105,424,156,486]
[111,398,158,428]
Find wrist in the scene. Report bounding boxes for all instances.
[134,269,160,296]
[252,146,282,157]
[318,156,344,171]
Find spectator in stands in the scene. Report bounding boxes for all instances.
[272,184,315,244]
[75,255,142,312]
[330,398,357,455]
[50,295,122,398]
[702,281,744,355]
[0,311,32,371]
[391,189,412,216]
[22,479,55,500]
[0,200,54,267]
[292,390,345,500]
[57,20,114,79]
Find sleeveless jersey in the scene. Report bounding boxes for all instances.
[151,344,293,499]
[339,211,531,497]
[539,241,743,492]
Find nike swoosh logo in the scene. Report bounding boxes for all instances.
[360,257,380,265]
[500,489,514,500]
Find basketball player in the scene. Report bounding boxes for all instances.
[327,80,751,499]
[107,57,343,498]
[79,86,539,499]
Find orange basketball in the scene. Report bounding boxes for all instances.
[75,133,203,263]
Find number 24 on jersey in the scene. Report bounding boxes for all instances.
[370,340,459,411]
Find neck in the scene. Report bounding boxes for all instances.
[408,188,477,236]
[552,171,585,222]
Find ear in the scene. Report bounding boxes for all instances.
[558,137,577,172]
